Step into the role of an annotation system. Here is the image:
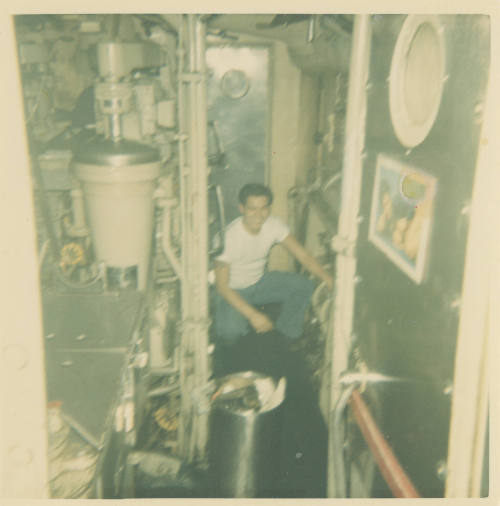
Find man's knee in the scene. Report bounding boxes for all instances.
[283,272,315,299]
[298,276,315,297]
[265,271,313,291]
[215,314,248,343]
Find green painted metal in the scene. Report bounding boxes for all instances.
[349,15,490,497]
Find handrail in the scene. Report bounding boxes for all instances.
[349,389,420,498]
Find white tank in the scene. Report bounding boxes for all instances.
[74,139,160,290]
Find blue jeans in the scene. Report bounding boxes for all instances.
[215,271,314,343]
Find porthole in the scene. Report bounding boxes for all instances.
[389,15,445,148]
[221,69,250,99]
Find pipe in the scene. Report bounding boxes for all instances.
[183,13,198,462]
[149,366,179,377]
[147,384,181,398]
[307,15,316,43]
[176,13,189,459]
[161,202,182,279]
[330,383,356,498]
[194,15,209,366]
[327,18,371,497]
[177,15,188,319]
[349,389,420,498]
[60,411,102,451]
[308,188,338,236]
[193,16,211,462]
[324,172,342,190]
[320,15,353,38]
[30,147,61,262]
[109,113,122,142]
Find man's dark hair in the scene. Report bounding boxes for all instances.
[238,183,273,206]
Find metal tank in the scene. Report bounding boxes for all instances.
[208,371,286,498]
[74,139,160,290]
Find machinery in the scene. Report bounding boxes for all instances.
[0,11,494,500]
[8,14,214,498]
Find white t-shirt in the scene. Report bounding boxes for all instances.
[216,215,290,289]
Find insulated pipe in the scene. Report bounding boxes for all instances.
[176,14,189,458]
[184,13,199,461]
[194,17,209,319]
[193,16,210,459]
[176,15,187,312]
[185,12,210,462]
[176,12,210,463]
[349,389,420,498]
[327,14,371,497]
[331,13,371,398]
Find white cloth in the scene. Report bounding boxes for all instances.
[216,215,290,289]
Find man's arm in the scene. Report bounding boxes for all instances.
[214,261,274,333]
[281,234,334,289]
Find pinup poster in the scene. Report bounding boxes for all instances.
[368,154,437,284]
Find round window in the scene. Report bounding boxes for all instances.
[389,15,445,147]
[221,69,250,99]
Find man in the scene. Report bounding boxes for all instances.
[213,182,333,497]
[214,182,334,344]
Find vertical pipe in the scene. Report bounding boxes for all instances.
[330,384,356,497]
[109,113,122,142]
[178,13,210,461]
[193,16,210,458]
[176,13,189,457]
[177,17,188,315]
[184,13,198,461]
[195,18,209,320]
[327,14,371,497]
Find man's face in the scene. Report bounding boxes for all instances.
[239,195,271,234]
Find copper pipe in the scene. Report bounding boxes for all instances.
[349,389,420,498]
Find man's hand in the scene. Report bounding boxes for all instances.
[281,235,335,291]
[249,311,274,333]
